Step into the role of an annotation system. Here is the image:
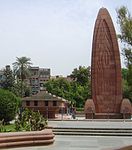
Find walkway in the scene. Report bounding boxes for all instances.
[12,120,132,150]
[13,135,132,150]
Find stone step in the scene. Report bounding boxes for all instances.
[52,127,132,136]
[53,129,132,133]
[0,139,54,149]
[53,131,132,136]
[53,127,132,130]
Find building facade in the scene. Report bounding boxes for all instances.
[28,67,50,95]
[22,90,68,119]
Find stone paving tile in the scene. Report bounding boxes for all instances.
[69,140,98,147]
[124,138,132,145]
[69,148,99,150]
[12,135,132,150]
[97,137,123,146]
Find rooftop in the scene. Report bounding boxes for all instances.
[22,90,68,102]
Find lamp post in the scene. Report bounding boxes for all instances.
[61,102,65,120]
[61,107,64,120]
[91,108,94,121]
[46,107,48,119]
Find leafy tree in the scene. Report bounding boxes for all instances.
[45,78,72,100]
[45,66,91,107]
[121,68,132,101]
[70,66,91,86]
[122,68,128,81]
[70,66,91,106]
[0,65,31,98]
[116,6,132,46]
[1,65,15,90]
[11,81,31,97]
[0,89,21,123]
[13,57,32,97]
[117,6,132,102]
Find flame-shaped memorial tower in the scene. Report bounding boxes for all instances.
[84,8,132,119]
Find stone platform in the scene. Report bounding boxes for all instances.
[4,120,132,150]
[0,129,54,149]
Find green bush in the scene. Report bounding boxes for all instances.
[0,89,21,123]
[15,108,47,131]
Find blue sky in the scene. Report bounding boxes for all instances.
[0,0,131,76]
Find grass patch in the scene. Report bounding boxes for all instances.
[4,124,16,132]
[76,108,84,112]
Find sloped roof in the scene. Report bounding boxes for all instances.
[22,90,67,102]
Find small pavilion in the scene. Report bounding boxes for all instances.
[22,90,68,119]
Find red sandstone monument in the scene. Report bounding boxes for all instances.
[85,8,132,119]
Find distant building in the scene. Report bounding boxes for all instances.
[50,75,63,79]
[50,75,73,82]
[22,90,68,118]
[28,67,50,95]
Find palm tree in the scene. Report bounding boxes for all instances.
[13,57,32,97]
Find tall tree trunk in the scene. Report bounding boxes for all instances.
[21,79,23,98]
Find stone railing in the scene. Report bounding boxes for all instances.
[0,129,54,149]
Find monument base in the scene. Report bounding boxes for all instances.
[84,99,132,119]
[85,113,131,119]
[94,113,122,119]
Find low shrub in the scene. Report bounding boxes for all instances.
[15,108,47,131]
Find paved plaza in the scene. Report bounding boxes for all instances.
[11,120,132,150]
[12,135,132,150]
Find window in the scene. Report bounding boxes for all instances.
[34,101,38,106]
[45,101,48,106]
[26,101,30,106]
[53,101,57,106]
[40,83,43,87]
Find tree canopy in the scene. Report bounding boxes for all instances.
[70,66,91,86]
[116,6,132,102]
[45,66,91,108]
[0,89,21,123]
[13,57,32,97]
[13,57,32,81]
[116,6,132,46]
[1,65,15,91]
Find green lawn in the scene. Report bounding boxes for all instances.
[4,124,16,132]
